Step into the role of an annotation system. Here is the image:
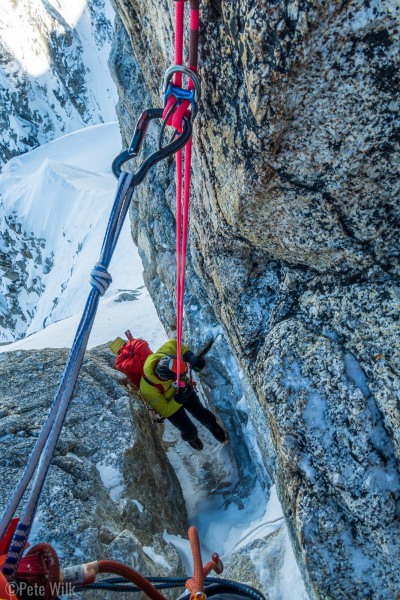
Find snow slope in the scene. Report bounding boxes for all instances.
[0,122,167,351]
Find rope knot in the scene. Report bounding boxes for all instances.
[90,263,112,296]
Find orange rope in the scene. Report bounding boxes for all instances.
[185,526,224,599]
[98,560,169,600]
[186,527,203,594]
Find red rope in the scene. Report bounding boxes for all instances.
[174,2,185,85]
[166,1,200,385]
[98,560,168,600]
[185,526,224,597]
[185,526,204,593]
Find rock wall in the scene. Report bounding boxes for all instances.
[0,346,187,597]
[109,1,400,598]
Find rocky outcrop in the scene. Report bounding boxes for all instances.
[109,1,400,598]
[0,0,116,167]
[0,345,187,592]
[0,212,52,343]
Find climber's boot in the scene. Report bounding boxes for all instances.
[209,423,228,443]
[188,437,204,451]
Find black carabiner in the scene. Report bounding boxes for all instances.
[112,108,192,183]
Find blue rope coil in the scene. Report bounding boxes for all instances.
[74,577,266,600]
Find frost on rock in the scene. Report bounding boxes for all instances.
[262,319,400,598]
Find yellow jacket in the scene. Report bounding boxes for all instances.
[140,339,189,418]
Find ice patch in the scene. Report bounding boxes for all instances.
[344,352,371,398]
[143,546,172,571]
[163,532,192,575]
[96,460,124,501]
[133,499,144,513]
[302,392,327,431]
[281,360,311,394]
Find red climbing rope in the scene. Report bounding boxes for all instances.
[162,0,200,386]
[185,526,224,598]
[97,560,169,600]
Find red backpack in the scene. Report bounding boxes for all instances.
[115,337,153,388]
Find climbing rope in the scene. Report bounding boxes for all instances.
[185,526,223,598]
[66,531,264,600]
[1,175,135,578]
[76,578,266,600]
[0,171,132,578]
[0,525,261,600]
[0,111,191,579]
[162,0,201,386]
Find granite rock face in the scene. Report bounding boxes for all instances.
[0,346,187,596]
[109,0,400,598]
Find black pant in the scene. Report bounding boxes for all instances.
[167,391,216,442]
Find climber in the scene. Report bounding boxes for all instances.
[141,339,227,451]
[112,335,227,451]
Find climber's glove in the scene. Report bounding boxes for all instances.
[175,383,194,404]
[183,350,206,372]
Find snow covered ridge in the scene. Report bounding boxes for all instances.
[0,0,117,167]
[0,122,167,346]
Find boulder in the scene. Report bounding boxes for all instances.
[0,345,187,598]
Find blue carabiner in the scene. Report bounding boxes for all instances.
[164,83,197,118]
[163,65,201,123]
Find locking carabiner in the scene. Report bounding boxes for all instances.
[111,108,192,181]
[163,65,201,122]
